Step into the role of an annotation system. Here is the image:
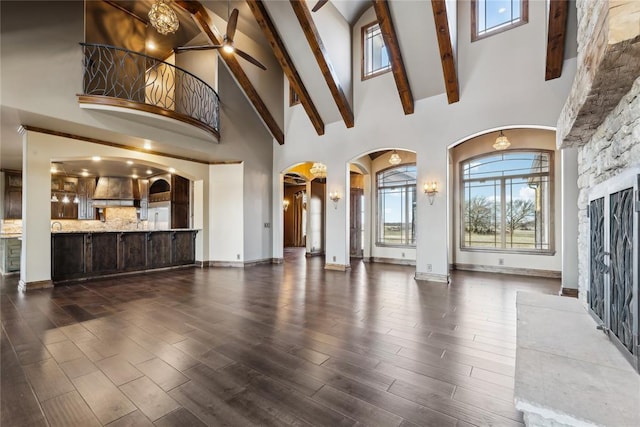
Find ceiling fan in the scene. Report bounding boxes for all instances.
[175,6,266,70]
[311,0,329,12]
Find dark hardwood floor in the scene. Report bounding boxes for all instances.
[1,248,560,426]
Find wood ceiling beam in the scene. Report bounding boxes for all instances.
[246,0,324,136]
[431,0,459,104]
[289,0,354,128]
[545,0,569,81]
[175,0,285,145]
[372,0,414,115]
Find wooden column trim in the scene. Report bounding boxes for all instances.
[289,0,354,128]
[431,0,459,104]
[246,0,324,135]
[372,0,414,115]
[175,0,285,145]
[545,0,569,81]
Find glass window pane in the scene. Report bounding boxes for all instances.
[363,23,391,77]
[377,165,416,246]
[475,0,525,38]
[463,179,500,248]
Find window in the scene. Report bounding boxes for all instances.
[289,86,300,106]
[461,151,553,253]
[377,164,416,246]
[471,0,528,41]
[362,21,391,80]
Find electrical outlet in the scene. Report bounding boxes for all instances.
[402,252,405,258]
[237,254,241,260]
[332,256,336,262]
[498,258,504,266]
[426,264,432,272]
[263,222,271,228]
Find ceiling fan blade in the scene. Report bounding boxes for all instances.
[227,8,239,42]
[234,48,267,70]
[175,45,222,52]
[312,0,329,12]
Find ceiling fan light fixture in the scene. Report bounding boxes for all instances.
[493,130,511,150]
[149,0,179,35]
[222,43,235,54]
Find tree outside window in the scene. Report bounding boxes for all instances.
[377,164,416,246]
[461,151,553,253]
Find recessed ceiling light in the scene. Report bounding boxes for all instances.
[81,171,89,177]
[132,174,139,179]
[146,169,153,175]
[127,160,134,165]
[147,41,156,50]
[168,168,176,173]
[92,156,101,162]
[498,7,506,13]
[143,141,152,150]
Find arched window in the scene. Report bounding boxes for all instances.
[461,150,553,253]
[377,164,416,246]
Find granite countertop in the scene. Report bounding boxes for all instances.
[0,233,22,239]
[51,229,199,234]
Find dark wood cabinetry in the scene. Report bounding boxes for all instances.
[138,179,149,221]
[148,231,172,269]
[171,175,190,228]
[51,230,197,282]
[51,176,79,219]
[51,233,86,280]
[3,171,22,219]
[120,232,147,271]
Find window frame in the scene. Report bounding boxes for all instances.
[375,163,417,248]
[459,149,555,255]
[289,85,300,106]
[471,0,529,42]
[361,21,392,81]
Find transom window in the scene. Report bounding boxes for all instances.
[471,0,528,41]
[461,151,553,253]
[377,164,416,246]
[362,22,391,80]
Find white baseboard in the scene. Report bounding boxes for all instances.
[414,272,449,283]
[324,263,351,271]
[453,263,561,278]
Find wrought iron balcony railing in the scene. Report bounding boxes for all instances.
[80,43,220,139]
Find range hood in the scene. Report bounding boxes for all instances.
[92,177,140,207]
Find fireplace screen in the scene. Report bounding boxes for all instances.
[589,181,638,371]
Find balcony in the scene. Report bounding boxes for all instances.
[79,43,219,140]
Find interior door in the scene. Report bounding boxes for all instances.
[350,188,363,257]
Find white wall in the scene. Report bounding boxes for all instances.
[274,0,577,280]
[450,128,562,274]
[210,163,244,262]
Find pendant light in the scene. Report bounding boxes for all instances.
[389,150,402,165]
[493,130,511,150]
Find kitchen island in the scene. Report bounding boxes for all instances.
[51,230,197,283]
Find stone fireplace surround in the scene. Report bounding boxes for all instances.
[513,1,640,425]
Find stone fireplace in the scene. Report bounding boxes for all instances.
[558,0,640,370]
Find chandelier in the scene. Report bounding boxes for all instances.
[309,162,327,178]
[493,130,511,150]
[389,150,402,165]
[149,0,179,35]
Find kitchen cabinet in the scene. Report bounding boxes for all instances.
[148,231,172,268]
[0,237,21,274]
[171,175,190,229]
[3,171,22,219]
[172,230,196,265]
[51,230,198,282]
[51,233,86,280]
[51,176,78,219]
[120,232,147,271]
[77,177,97,220]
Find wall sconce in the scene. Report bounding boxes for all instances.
[329,191,341,209]
[423,181,438,205]
[283,199,290,212]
